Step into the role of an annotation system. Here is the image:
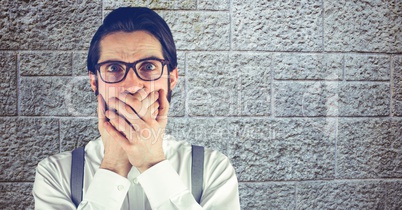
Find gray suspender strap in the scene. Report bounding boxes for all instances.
[191,145,204,204]
[70,145,204,206]
[71,146,85,208]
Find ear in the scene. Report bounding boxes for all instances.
[89,72,98,93]
[169,68,178,90]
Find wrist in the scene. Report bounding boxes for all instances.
[137,157,166,173]
[100,160,131,177]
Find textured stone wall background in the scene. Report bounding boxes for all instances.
[0,0,401,209]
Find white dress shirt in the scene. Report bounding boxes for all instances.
[33,135,240,210]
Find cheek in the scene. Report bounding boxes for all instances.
[97,79,168,100]
[97,83,124,104]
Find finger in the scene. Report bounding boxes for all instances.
[108,97,140,122]
[107,97,153,137]
[125,87,150,101]
[120,88,150,110]
[98,94,109,134]
[118,90,158,117]
[151,101,160,120]
[144,91,159,109]
[140,91,160,118]
[142,99,160,123]
[98,94,107,121]
[103,121,131,148]
[156,88,169,125]
[105,110,136,141]
[152,109,159,120]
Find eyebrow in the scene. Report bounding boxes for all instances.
[99,56,164,64]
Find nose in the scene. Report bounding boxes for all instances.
[123,67,144,92]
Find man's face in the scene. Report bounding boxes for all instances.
[89,30,178,114]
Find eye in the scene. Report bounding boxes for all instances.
[141,62,157,71]
[106,63,124,72]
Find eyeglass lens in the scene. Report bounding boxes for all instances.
[99,59,164,82]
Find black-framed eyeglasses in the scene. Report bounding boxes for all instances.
[95,58,169,83]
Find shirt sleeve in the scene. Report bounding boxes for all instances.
[33,159,78,210]
[137,155,240,210]
[81,169,131,209]
[33,157,131,210]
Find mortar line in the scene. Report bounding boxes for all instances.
[101,0,104,20]
[293,183,298,209]
[5,115,401,120]
[0,181,34,184]
[334,115,339,178]
[229,0,233,52]
[227,0,233,156]
[184,52,189,118]
[105,8,230,12]
[271,54,275,119]
[16,51,21,116]
[58,119,62,153]
[9,49,402,55]
[237,177,402,184]
[71,50,74,76]
[321,0,325,52]
[390,55,394,117]
[20,75,88,78]
[6,116,97,119]
[274,79,390,83]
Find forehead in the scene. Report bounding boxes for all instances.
[99,30,163,62]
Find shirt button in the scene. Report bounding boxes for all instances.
[132,178,138,184]
[117,185,124,191]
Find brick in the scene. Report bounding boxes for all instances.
[273,53,343,80]
[158,11,230,50]
[0,52,17,116]
[0,118,59,181]
[231,53,271,116]
[345,54,391,81]
[239,182,295,209]
[20,52,72,76]
[393,55,402,116]
[104,0,196,10]
[64,77,97,116]
[197,0,229,10]
[386,181,402,209]
[1,0,101,50]
[274,81,339,117]
[276,81,391,117]
[229,118,336,181]
[232,0,322,51]
[169,77,185,117]
[60,118,98,152]
[72,51,88,76]
[20,77,96,116]
[296,181,387,209]
[187,53,270,116]
[0,183,34,209]
[176,51,185,76]
[166,117,237,153]
[324,0,402,53]
[339,82,390,116]
[337,118,402,179]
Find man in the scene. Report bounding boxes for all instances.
[33,7,240,209]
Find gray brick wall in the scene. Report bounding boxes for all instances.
[0,0,401,209]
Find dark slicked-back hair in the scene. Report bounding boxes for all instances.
[87,7,177,74]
